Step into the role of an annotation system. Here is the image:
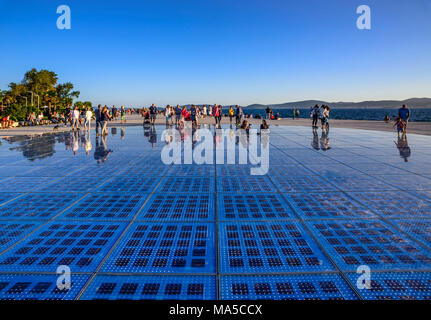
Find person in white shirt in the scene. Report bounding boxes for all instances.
[72,106,81,131]
[84,107,93,131]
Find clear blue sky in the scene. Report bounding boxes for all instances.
[1,0,430,107]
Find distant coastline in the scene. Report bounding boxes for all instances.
[244,98,431,109]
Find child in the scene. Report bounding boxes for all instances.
[393,117,406,136]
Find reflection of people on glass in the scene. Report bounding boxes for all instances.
[395,133,411,162]
[121,127,125,140]
[163,127,173,145]
[149,125,157,147]
[72,130,79,155]
[312,128,320,150]
[83,130,92,156]
[320,130,331,151]
[94,134,112,164]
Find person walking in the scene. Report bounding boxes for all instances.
[95,104,102,136]
[398,104,411,133]
[101,105,111,136]
[72,106,80,131]
[149,104,157,125]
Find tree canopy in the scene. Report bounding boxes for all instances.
[1,68,81,110]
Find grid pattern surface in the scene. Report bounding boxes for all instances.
[0,125,430,300]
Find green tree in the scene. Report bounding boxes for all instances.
[56,82,80,106]
[22,68,58,96]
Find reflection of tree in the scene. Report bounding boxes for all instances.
[7,134,57,161]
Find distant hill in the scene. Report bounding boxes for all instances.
[245,98,431,109]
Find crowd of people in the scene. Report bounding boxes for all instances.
[140,104,250,129]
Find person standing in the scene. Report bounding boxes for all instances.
[95,104,102,136]
[322,106,330,132]
[149,104,157,125]
[398,104,411,132]
[84,107,93,131]
[72,106,80,131]
[65,105,72,126]
[190,105,198,127]
[165,105,171,124]
[319,105,325,129]
[101,106,111,136]
[203,105,207,118]
[112,105,117,120]
[266,106,271,120]
[175,105,182,125]
[121,106,126,123]
[312,105,319,128]
[228,106,234,125]
[213,104,219,127]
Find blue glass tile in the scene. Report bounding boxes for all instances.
[221,274,357,300]
[219,221,334,273]
[101,222,215,273]
[81,275,216,300]
[0,193,21,206]
[0,221,127,272]
[0,221,43,252]
[307,220,431,271]
[0,193,85,220]
[348,192,431,218]
[167,165,214,176]
[0,177,55,192]
[391,219,431,247]
[286,193,375,219]
[270,175,337,193]
[379,175,431,191]
[137,194,215,221]
[37,176,109,193]
[216,165,255,176]
[0,273,90,300]
[217,177,277,193]
[157,177,215,193]
[96,176,160,193]
[60,193,149,220]
[325,175,397,191]
[0,166,40,177]
[346,272,431,300]
[120,164,170,176]
[218,194,294,220]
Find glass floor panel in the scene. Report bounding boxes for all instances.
[0,125,430,300]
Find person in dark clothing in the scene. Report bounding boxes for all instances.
[94,104,102,136]
[149,104,157,125]
[265,106,271,120]
[312,105,319,128]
